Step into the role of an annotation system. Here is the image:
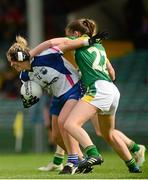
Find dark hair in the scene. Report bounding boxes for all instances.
[65,18,97,37]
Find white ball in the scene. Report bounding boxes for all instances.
[20,81,42,107]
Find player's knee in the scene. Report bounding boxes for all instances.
[64,121,71,132]
[101,131,114,143]
[63,121,68,131]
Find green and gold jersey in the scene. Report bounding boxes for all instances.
[68,35,112,87]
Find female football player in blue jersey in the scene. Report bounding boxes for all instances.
[6,35,96,174]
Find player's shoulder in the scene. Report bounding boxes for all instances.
[78,34,89,40]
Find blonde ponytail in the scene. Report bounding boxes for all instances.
[16,36,28,47]
[7,35,30,61]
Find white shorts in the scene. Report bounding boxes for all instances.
[82,80,120,115]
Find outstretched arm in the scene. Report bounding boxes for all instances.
[30,37,89,57]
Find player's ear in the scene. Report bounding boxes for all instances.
[74,31,81,37]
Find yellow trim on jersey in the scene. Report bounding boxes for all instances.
[82,95,94,103]
[78,35,89,41]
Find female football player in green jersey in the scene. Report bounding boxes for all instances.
[61,18,145,173]
[61,18,143,173]
[22,19,145,173]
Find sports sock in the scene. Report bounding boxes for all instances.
[67,154,79,166]
[84,145,101,157]
[79,156,86,161]
[128,141,140,153]
[53,153,64,165]
[125,158,137,171]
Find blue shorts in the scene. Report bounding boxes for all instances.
[50,82,83,116]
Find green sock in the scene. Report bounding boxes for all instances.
[53,153,64,165]
[128,142,140,153]
[84,145,101,157]
[125,158,137,171]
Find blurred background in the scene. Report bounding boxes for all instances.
[0,0,148,153]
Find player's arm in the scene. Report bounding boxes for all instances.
[106,59,116,81]
[21,32,107,60]
[30,37,89,57]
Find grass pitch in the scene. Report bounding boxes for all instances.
[0,152,147,179]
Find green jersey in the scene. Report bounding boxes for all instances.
[74,40,112,87]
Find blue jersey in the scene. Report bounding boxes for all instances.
[20,48,80,97]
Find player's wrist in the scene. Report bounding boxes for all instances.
[83,39,90,46]
[83,37,100,46]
